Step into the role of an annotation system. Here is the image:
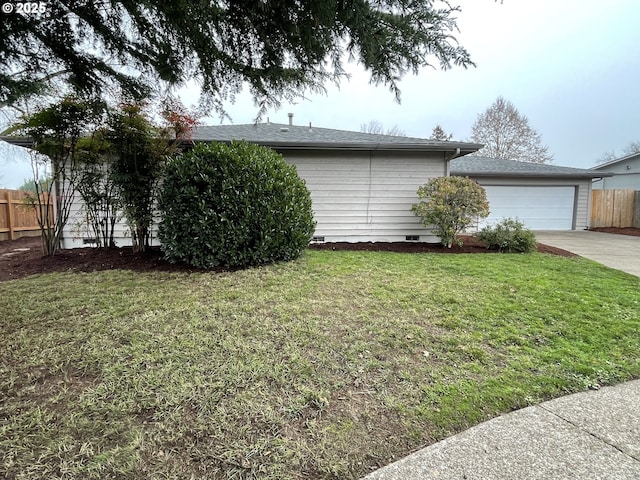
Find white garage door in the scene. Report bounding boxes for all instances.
[482,186,575,230]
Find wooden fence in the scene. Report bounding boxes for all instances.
[590,189,639,228]
[0,189,53,241]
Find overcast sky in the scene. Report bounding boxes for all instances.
[2,0,639,188]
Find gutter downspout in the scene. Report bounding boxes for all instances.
[444,148,461,176]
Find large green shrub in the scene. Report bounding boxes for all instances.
[475,218,537,253]
[411,176,490,248]
[158,141,316,268]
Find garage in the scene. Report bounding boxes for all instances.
[450,156,606,231]
[481,185,575,230]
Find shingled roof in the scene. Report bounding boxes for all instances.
[2,123,483,156]
[451,156,610,179]
[192,123,482,154]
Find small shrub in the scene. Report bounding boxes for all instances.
[109,103,167,252]
[411,176,490,248]
[158,141,316,268]
[475,218,537,253]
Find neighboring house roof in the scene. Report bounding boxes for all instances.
[192,123,482,155]
[451,156,612,179]
[590,151,640,170]
[0,136,32,148]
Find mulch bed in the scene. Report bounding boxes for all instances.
[0,236,203,283]
[309,236,572,257]
[588,227,640,237]
[1,234,575,283]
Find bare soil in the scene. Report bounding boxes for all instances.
[589,227,640,237]
[0,235,575,283]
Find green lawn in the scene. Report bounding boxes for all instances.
[1,251,639,479]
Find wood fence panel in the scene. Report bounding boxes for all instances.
[635,192,640,228]
[590,189,636,228]
[591,190,611,228]
[613,190,634,227]
[0,189,53,241]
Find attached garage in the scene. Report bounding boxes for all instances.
[450,156,607,231]
[482,185,576,230]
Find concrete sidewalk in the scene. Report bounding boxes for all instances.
[364,380,640,479]
[534,230,640,277]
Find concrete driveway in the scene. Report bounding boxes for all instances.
[534,230,640,277]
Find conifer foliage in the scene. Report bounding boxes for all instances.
[1,1,474,114]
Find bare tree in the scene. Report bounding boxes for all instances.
[430,124,453,141]
[627,141,640,154]
[596,141,640,164]
[360,120,406,137]
[470,96,553,164]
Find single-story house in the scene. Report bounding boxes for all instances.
[591,152,640,190]
[4,122,612,247]
[57,121,480,248]
[187,122,486,245]
[451,156,609,230]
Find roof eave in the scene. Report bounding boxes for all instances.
[451,171,612,179]
[0,136,33,148]
[193,139,482,154]
[4,134,482,156]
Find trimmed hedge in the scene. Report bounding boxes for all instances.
[158,141,316,268]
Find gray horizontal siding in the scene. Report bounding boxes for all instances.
[61,177,160,249]
[594,157,640,174]
[286,151,444,242]
[62,149,447,248]
[594,173,640,190]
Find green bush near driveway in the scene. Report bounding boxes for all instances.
[476,218,537,253]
